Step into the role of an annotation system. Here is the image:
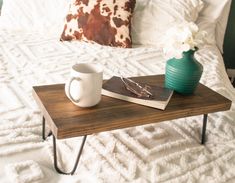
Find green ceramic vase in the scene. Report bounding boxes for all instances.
[165,49,203,95]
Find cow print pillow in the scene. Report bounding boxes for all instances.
[61,0,136,48]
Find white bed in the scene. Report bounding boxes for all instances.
[0,0,235,183]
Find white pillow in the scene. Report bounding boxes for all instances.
[0,0,71,33]
[196,0,232,53]
[132,0,204,46]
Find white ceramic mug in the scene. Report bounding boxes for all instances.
[65,63,103,107]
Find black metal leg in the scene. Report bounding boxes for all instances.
[42,116,46,140]
[53,135,87,175]
[201,114,208,145]
[42,116,52,140]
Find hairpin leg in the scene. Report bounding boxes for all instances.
[201,114,208,145]
[53,135,87,175]
[42,116,52,140]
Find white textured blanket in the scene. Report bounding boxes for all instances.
[0,29,235,183]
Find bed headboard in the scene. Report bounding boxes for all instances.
[0,0,3,14]
[223,0,235,69]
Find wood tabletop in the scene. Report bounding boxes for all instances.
[32,75,232,139]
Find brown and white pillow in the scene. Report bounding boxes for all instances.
[61,0,136,48]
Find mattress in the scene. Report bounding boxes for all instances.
[0,29,235,183]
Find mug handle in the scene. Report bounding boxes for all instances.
[67,77,82,103]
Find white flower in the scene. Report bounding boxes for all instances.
[162,21,207,59]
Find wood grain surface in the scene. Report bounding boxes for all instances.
[32,75,232,139]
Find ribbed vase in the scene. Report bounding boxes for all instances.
[165,49,203,95]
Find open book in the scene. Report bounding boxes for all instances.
[102,76,173,110]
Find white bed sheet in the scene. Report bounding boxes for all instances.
[0,29,235,183]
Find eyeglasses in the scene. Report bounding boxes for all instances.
[121,77,153,98]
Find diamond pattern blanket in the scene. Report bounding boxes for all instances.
[0,29,235,183]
